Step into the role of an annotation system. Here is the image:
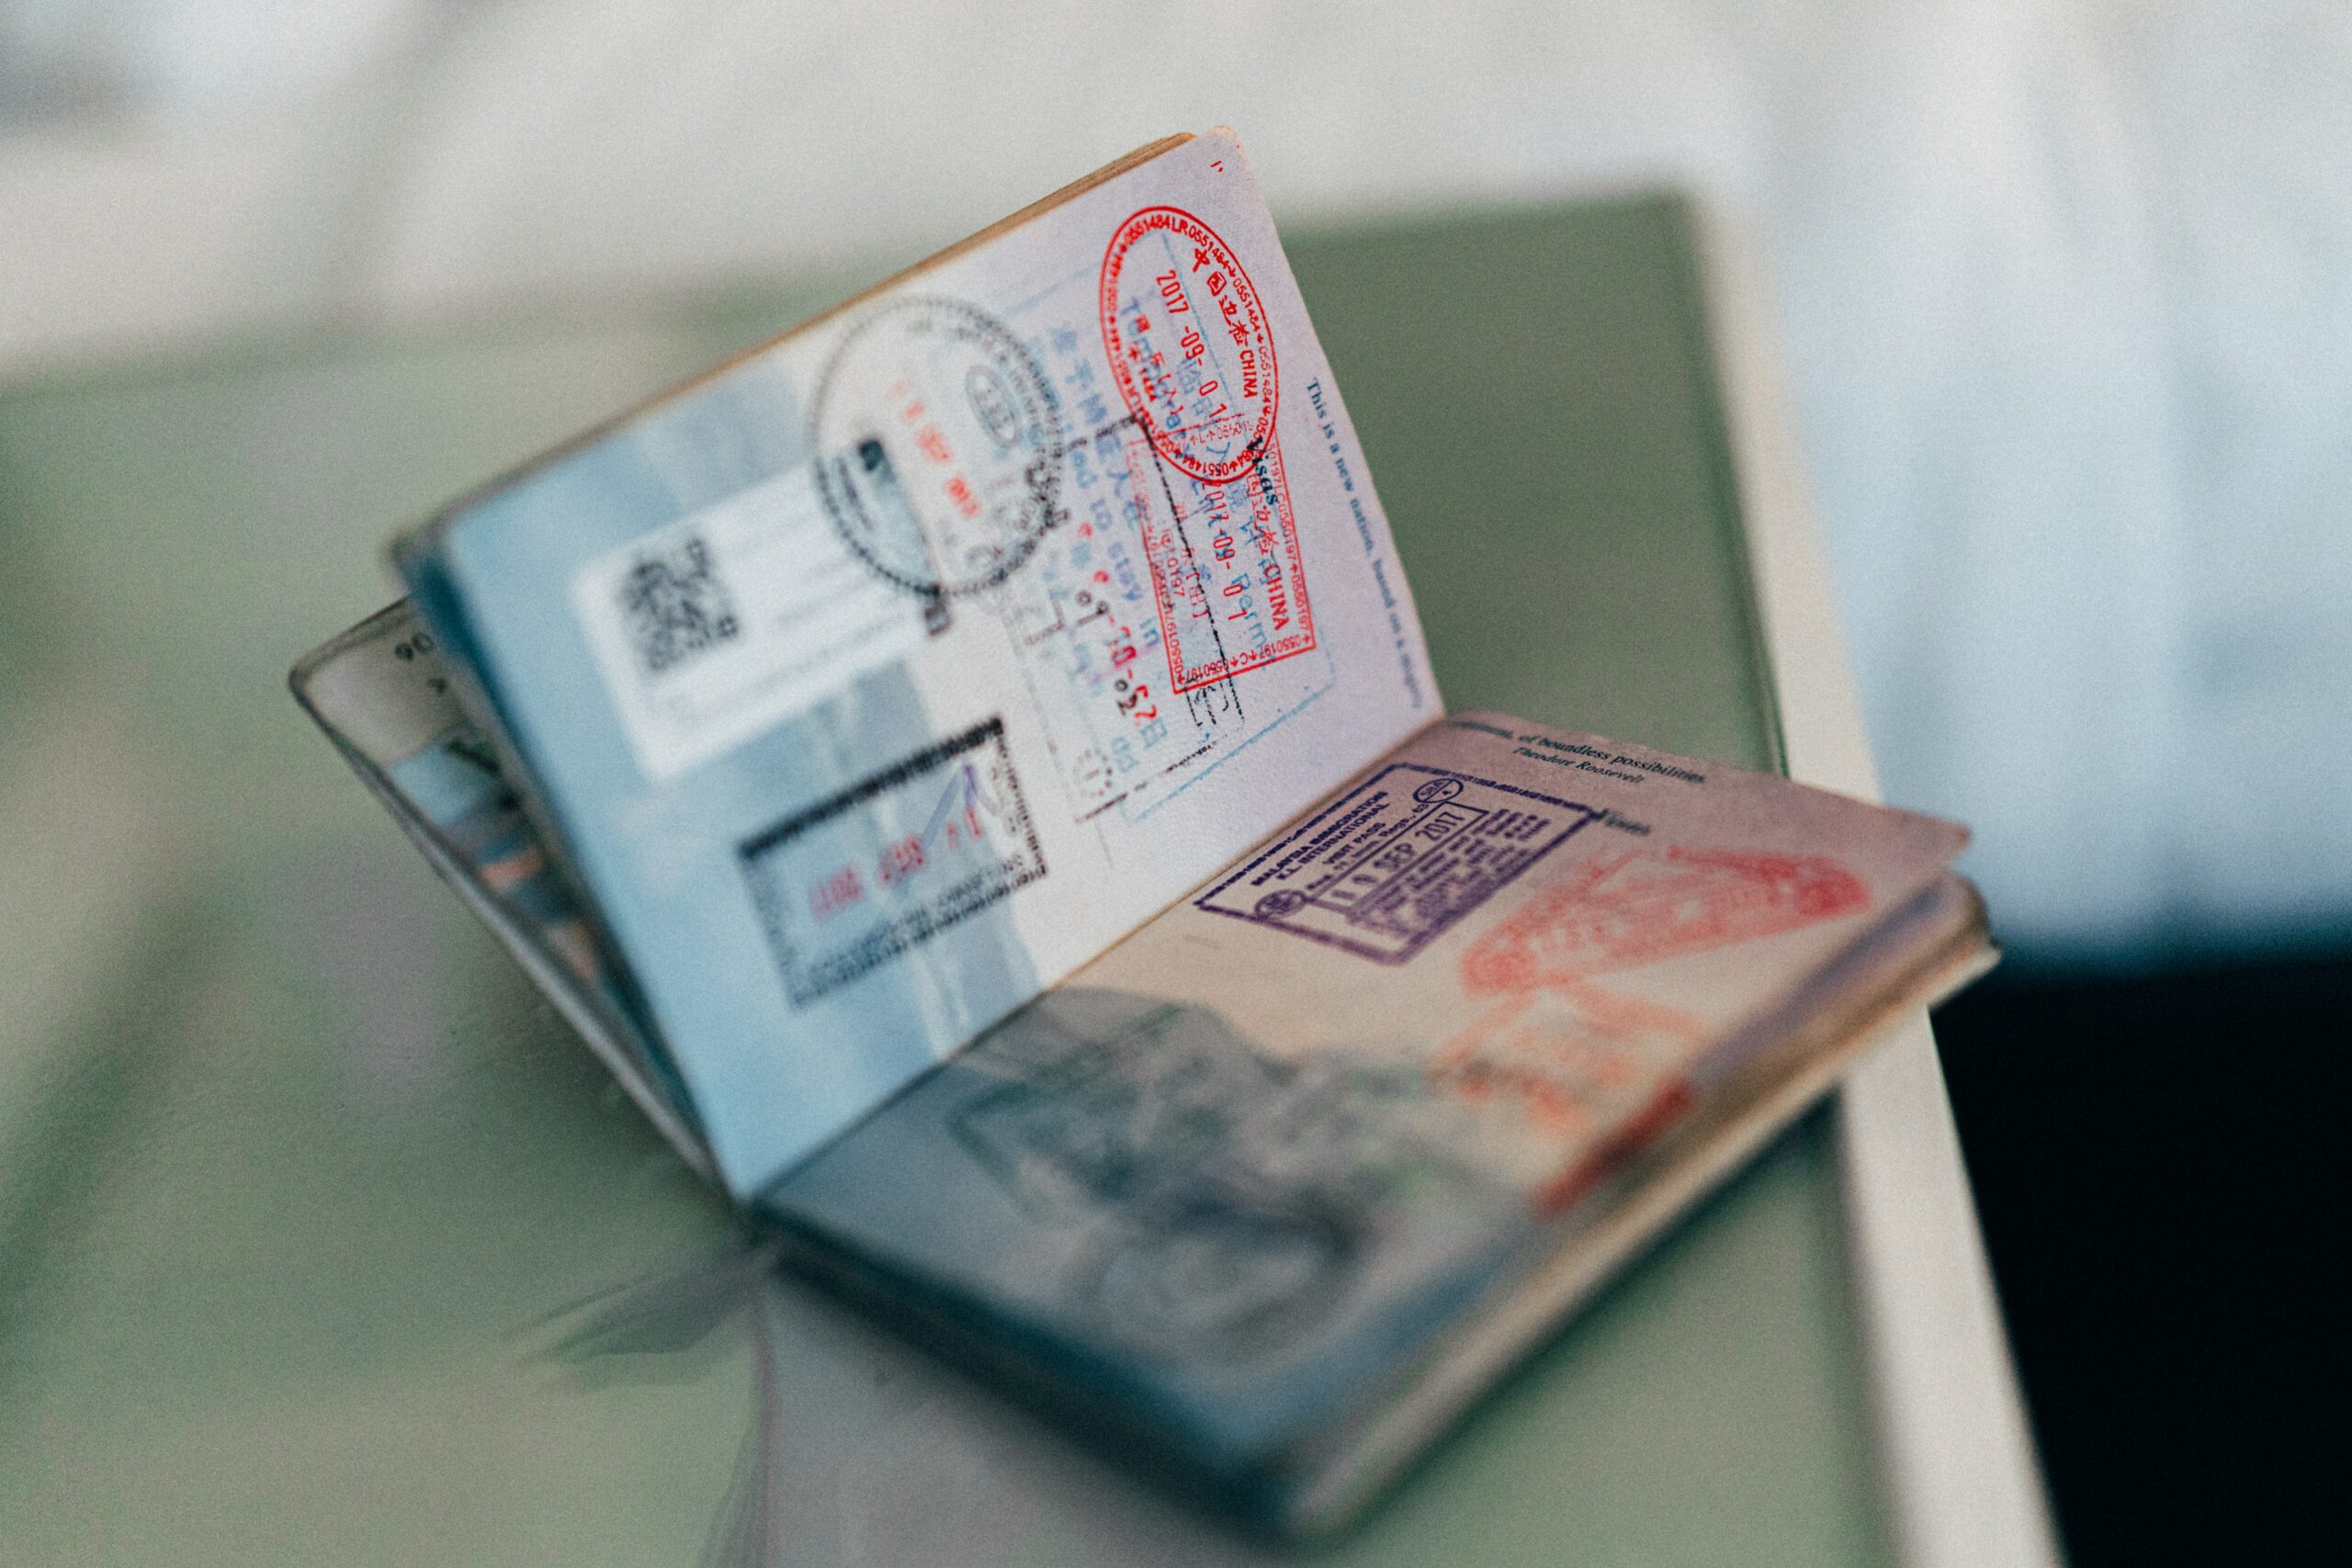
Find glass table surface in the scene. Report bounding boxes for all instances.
[0,195,1893,1565]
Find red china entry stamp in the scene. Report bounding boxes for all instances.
[1112,432,1315,694]
[1100,205,1315,694]
[1099,206,1280,484]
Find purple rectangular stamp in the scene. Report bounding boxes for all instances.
[1193,763,1600,964]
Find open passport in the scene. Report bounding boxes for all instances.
[292,129,1992,1537]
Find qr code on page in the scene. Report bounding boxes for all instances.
[616,533,740,678]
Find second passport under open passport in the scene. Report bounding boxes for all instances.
[293,129,1990,1535]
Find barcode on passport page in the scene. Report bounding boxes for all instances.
[572,467,925,784]
[615,531,741,678]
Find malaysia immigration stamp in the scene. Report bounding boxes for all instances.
[739,715,1046,1006]
[1193,764,1600,964]
[812,295,1067,600]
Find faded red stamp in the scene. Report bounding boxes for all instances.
[1099,206,1278,483]
[1431,981,1706,1216]
[1432,843,1870,1212]
[1458,845,1869,996]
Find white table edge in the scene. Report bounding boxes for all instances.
[1697,197,2066,1568]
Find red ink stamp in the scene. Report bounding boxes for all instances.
[1432,844,1869,1213]
[1100,206,1278,483]
[1114,433,1317,694]
[1430,981,1706,1216]
[1101,206,1317,693]
[1458,846,1869,995]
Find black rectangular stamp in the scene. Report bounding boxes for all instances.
[1193,764,1599,964]
[741,716,1046,1006]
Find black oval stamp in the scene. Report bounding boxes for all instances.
[811,295,1065,600]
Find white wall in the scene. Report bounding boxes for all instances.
[6,0,2347,957]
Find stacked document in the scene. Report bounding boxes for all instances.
[293,128,1990,1536]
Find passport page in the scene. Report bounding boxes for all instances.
[759,713,1980,1529]
[290,602,712,1174]
[394,130,1437,1193]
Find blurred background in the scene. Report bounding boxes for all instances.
[7,0,2349,958]
[4,2,2343,1562]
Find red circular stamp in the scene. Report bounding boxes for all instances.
[1099,206,1279,483]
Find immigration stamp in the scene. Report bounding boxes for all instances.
[1097,207,1315,695]
[1457,845,1870,995]
[812,295,1067,600]
[1430,982,1703,1216]
[739,715,1046,1006]
[982,411,1333,829]
[1099,205,1278,483]
[1116,431,1317,694]
[1194,764,1600,964]
[1432,844,1865,1213]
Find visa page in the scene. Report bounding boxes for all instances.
[761,714,1973,1518]
[398,130,1437,1192]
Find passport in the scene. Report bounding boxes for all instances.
[294,129,1990,1537]
[386,131,1436,1193]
